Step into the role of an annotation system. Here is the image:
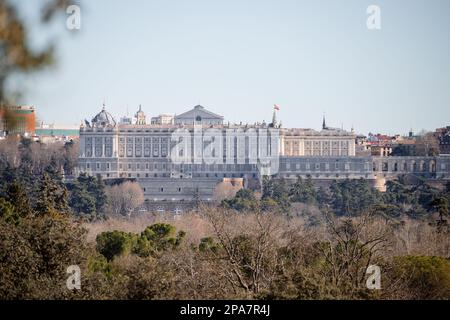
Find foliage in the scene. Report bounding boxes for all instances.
[96,223,185,261]
[96,230,134,261]
[389,256,450,299]
[35,172,70,216]
[328,179,381,216]
[289,176,317,204]
[0,213,91,299]
[262,177,291,213]
[67,173,107,220]
[221,188,258,211]
[0,0,78,103]
[104,181,144,216]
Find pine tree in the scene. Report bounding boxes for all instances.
[69,181,97,218]
[35,173,56,215]
[94,175,107,214]
[5,181,33,218]
[34,172,69,216]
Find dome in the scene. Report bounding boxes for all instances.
[92,106,116,127]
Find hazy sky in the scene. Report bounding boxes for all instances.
[11,0,450,135]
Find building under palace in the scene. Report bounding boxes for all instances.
[77,104,450,212]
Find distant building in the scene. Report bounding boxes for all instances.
[434,126,450,155]
[135,105,146,125]
[0,105,36,137]
[355,135,371,156]
[174,105,224,125]
[371,145,393,157]
[151,114,174,125]
[35,123,79,143]
[119,116,132,125]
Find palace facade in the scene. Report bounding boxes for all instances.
[78,105,450,207]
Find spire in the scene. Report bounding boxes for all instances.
[135,104,146,125]
[322,113,326,130]
[272,109,277,127]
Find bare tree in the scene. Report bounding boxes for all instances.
[318,210,393,297]
[201,206,283,297]
[105,181,144,216]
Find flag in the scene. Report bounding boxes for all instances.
[274,104,280,111]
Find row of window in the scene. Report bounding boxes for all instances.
[117,172,256,179]
[278,173,370,179]
[283,162,359,171]
[375,161,439,172]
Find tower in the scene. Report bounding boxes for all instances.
[271,109,278,128]
[322,114,327,130]
[135,105,146,125]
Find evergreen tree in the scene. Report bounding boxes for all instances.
[0,198,18,225]
[4,181,33,218]
[68,181,97,218]
[429,196,449,226]
[289,176,317,204]
[316,186,332,207]
[93,175,107,213]
[35,172,69,216]
[221,188,257,211]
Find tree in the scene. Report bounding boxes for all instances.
[96,223,185,261]
[221,188,258,211]
[105,181,144,216]
[35,172,69,216]
[67,173,107,219]
[390,256,450,299]
[316,186,331,207]
[0,198,17,225]
[262,177,290,213]
[317,211,392,297]
[96,230,133,261]
[0,0,78,103]
[69,181,97,218]
[0,214,90,299]
[63,140,79,175]
[415,132,440,156]
[93,175,107,213]
[138,223,185,256]
[445,180,450,194]
[3,181,33,218]
[329,179,380,216]
[429,196,449,226]
[201,207,282,297]
[289,176,317,204]
[213,180,242,201]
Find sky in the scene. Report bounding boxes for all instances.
[10,0,450,135]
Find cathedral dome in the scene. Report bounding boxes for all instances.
[92,106,116,127]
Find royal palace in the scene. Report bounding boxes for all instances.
[78,105,450,210]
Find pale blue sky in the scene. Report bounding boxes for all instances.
[10,0,450,135]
